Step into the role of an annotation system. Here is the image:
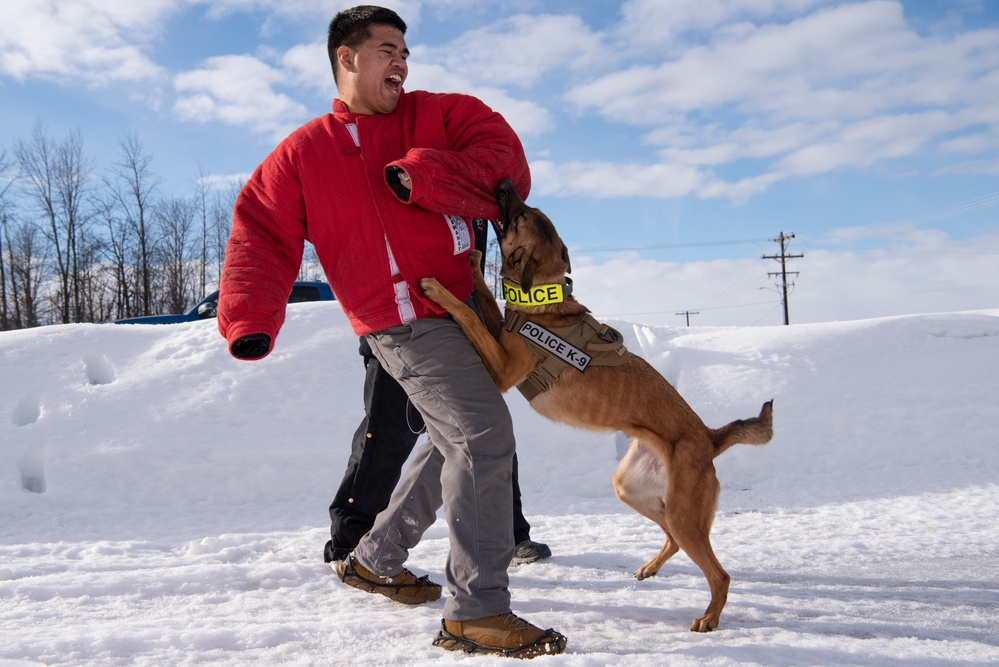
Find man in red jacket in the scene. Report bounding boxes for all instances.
[323,219,553,568]
[218,5,566,659]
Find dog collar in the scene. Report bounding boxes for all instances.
[502,278,573,306]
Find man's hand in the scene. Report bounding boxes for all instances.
[386,166,412,200]
[231,334,271,360]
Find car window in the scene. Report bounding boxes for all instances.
[288,285,322,303]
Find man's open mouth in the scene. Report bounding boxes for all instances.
[386,74,402,92]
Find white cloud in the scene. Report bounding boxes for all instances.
[529,159,707,198]
[7,0,997,212]
[569,3,926,121]
[650,122,819,165]
[569,230,999,327]
[776,110,957,176]
[614,0,833,51]
[188,0,438,33]
[552,1,999,201]
[791,238,999,324]
[192,0,415,22]
[404,62,552,138]
[280,42,332,94]
[233,17,560,139]
[198,171,252,191]
[173,55,307,141]
[529,158,784,202]
[416,14,604,89]
[0,0,176,84]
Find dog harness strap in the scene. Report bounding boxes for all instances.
[503,310,525,334]
[518,354,564,401]
[580,316,629,363]
[514,313,632,401]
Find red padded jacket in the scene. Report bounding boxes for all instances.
[218,90,530,356]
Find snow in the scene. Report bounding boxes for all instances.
[2,302,997,666]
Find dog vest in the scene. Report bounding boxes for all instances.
[502,307,632,402]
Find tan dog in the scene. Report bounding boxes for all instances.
[420,179,773,633]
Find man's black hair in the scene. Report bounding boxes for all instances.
[328,5,407,82]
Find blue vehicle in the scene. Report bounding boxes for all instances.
[114,281,335,324]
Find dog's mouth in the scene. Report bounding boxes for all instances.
[490,217,507,241]
[495,178,520,239]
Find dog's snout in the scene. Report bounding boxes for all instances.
[495,178,519,240]
[496,178,515,200]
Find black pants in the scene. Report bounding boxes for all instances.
[325,337,532,562]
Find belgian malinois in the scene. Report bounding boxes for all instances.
[420,179,773,632]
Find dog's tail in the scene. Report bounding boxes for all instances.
[710,400,773,458]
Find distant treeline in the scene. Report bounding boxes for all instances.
[0,122,325,330]
[0,122,510,331]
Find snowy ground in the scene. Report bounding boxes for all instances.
[1,302,997,666]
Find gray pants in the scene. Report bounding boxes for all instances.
[352,317,515,621]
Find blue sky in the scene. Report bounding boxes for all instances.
[2,0,998,326]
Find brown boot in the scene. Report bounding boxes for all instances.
[335,555,441,605]
[432,613,567,659]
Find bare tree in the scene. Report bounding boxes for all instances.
[13,123,59,322]
[2,125,268,326]
[95,192,132,320]
[3,218,45,328]
[211,182,239,287]
[193,166,211,298]
[76,223,115,323]
[0,146,15,329]
[57,129,95,321]
[156,195,198,314]
[299,243,323,280]
[485,235,503,298]
[14,122,94,323]
[104,132,162,316]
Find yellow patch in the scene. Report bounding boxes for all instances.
[502,283,564,306]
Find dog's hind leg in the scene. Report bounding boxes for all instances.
[612,440,680,580]
[633,526,680,581]
[662,455,730,632]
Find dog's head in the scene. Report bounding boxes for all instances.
[493,178,571,291]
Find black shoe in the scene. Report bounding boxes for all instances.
[512,540,552,565]
[324,540,350,564]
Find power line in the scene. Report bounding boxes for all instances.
[676,310,699,326]
[799,242,999,256]
[903,190,999,228]
[699,257,770,310]
[600,300,775,319]
[574,238,769,252]
[762,232,803,326]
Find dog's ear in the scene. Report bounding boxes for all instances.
[508,246,525,268]
[561,244,572,274]
[521,256,538,291]
[507,245,538,290]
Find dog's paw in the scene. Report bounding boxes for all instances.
[634,566,659,581]
[690,615,717,633]
[468,249,483,267]
[420,277,448,303]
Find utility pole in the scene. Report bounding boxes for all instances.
[762,232,803,325]
[676,310,699,326]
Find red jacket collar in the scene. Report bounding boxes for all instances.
[332,93,407,122]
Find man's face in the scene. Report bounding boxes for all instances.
[339,24,409,115]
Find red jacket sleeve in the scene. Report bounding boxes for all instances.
[217,143,307,358]
[388,93,531,219]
